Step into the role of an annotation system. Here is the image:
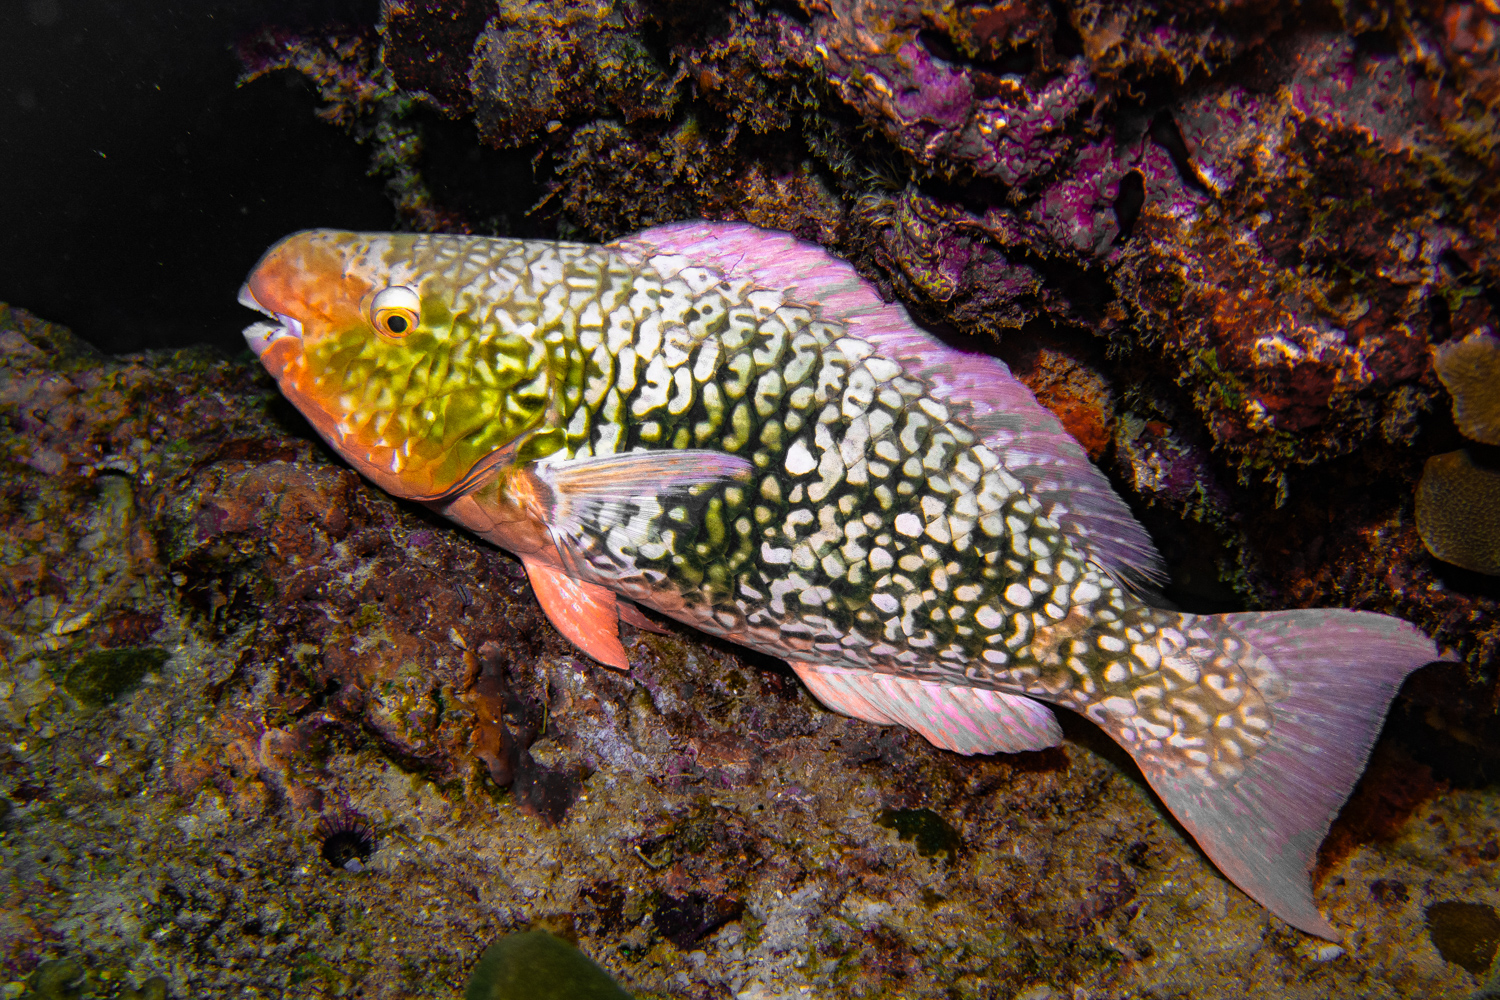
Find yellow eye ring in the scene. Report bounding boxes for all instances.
[370,286,421,339]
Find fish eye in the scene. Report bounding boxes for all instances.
[370,286,421,339]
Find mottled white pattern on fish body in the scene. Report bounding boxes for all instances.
[370,231,1273,791]
[241,222,1442,942]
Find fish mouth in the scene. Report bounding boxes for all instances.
[238,283,304,357]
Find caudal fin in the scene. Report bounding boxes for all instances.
[1112,609,1439,939]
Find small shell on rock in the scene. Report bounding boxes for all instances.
[1433,330,1500,445]
[1415,449,1500,575]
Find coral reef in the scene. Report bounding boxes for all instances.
[2,286,1498,994]
[3,0,1500,996]
[1434,330,1500,446]
[1417,449,1500,574]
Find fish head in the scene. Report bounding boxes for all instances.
[239,229,555,500]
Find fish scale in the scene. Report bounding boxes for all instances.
[242,221,1442,940]
[508,242,1126,688]
[533,246,1249,774]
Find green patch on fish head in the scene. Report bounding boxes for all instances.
[240,230,561,499]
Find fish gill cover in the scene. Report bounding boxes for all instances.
[1,0,1499,998]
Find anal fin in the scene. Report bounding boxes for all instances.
[790,661,1062,754]
[523,559,630,670]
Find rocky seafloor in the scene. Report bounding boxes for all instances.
[6,0,1500,997]
[0,300,1495,997]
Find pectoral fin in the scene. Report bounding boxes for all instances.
[510,452,752,668]
[534,449,752,586]
[522,558,630,671]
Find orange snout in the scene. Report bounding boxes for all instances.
[243,230,372,337]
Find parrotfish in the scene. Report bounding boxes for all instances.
[240,222,1438,939]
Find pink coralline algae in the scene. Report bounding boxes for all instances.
[1115,413,1233,521]
[1119,30,1475,478]
[815,20,1099,189]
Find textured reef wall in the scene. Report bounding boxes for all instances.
[2,304,1496,999]
[4,0,1500,997]
[236,0,1500,663]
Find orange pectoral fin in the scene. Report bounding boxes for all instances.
[522,559,630,671]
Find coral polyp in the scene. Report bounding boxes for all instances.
[1434,330,1500,447]
[1416,449,1500,576]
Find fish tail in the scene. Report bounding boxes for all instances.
[1086,608,1438,938]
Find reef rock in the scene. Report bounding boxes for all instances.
[1,297,1496,994]
[6,0,1500,996]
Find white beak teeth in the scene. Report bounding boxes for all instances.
[243,321,284,355]
[238,284,303,356]
[236,283,263,313]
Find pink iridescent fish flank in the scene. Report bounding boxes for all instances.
[240,221,1439,939]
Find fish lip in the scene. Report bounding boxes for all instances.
[238,283,304,356]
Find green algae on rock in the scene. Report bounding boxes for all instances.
[464,930,633,1000]
[1427,901,1500,977]
[25,957,85,1000]
[48,647,169,709]
[876,807,962,860]
[1416,450,1500,575]
[1435,330,1500,447]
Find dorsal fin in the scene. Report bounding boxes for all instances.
[612,222,1166,586]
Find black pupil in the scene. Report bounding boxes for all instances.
[386,314,409,334]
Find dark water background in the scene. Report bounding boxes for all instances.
[0,0,388,354]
